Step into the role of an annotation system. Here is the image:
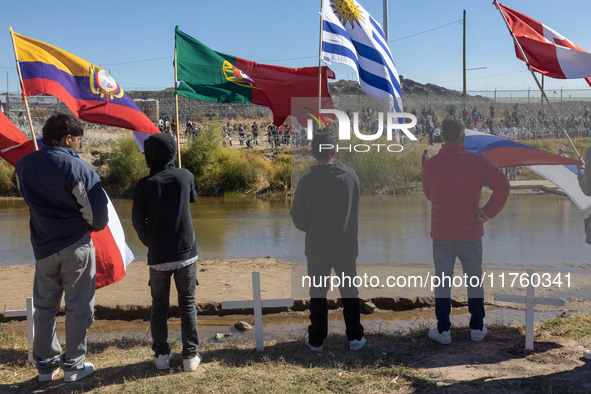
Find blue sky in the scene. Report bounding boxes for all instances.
[1,0,591,94]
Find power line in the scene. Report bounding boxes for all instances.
[100,56,172,66]
[434,69,528,84]
[2,20,463,67]
[466,21,486,69]
[261,19,463,62]
[258,55,318,62]
[389,19,462,43]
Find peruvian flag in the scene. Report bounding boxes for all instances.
[0,111,133,289]
[497,2,591,87]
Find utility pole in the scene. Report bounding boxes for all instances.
[6,72,9,118]
[463,10,466,111]
[541,75,544,106]
[383,0,389,42]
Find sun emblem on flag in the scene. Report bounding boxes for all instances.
[222,60,260,90]
[89,65,124,101]
[331,0,364,29]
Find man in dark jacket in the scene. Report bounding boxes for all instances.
[422,117,510,345]
[132,133,201,372]
[16,114,108,382]
[291,131,365,352]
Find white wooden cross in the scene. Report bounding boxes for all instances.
[4,297,35,363]
[494,269,565,351]
[221,272,293,351]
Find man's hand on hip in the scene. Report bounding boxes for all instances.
[475,207,489,224]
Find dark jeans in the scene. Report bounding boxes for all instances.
[149,263,199,359]
[433,239,485,333]
[306,256,364,347]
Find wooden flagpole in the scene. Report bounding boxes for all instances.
[174,46,182,168]
[494,1,581,160]
[318,0,324,115]
[9,27,38,151]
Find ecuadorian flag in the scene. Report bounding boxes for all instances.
[12,29,159,151]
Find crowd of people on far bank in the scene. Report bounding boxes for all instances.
[407,103,591,143]
[222,121,312,148]
[154,102,591,154]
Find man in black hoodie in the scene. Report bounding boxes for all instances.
[291,131,365,352]
[132,133,201,372]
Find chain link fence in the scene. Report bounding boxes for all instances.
[3,88,591,139]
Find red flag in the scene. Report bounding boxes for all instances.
[234,58,335,126]
[0,112,35,166]
[497,2,591,87]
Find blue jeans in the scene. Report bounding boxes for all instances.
[149,263,199,359]
[33,232,95,374]
[433,239,485,332]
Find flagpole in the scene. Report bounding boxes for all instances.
[174,46,182,168]
[318,0,324,115]
[9,27,38,151]
[494,0,581,160]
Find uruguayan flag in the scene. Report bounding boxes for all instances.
[321,0,402,113]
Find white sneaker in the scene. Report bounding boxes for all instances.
[153,354,170,370]
[305,338,323,352]
[349,336,366,351]
[429,328,451,345]
[64,362,94,383]
[183,355,201,372]
[38,367,59,382]
[471,326,488,342]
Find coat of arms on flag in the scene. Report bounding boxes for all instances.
[321,0,402,114]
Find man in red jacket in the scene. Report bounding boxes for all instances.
[422,117,510,344]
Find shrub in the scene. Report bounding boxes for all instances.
[105,136,148,195]
[293,134,422,193]
[0,160,17,195]
[181,123,223,178]
[199,149,261,196]
[266,154,292,190]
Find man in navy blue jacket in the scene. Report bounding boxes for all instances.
[132,133,201,372]
[16,114,108,383]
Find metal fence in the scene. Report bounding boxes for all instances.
[4,89,591,139]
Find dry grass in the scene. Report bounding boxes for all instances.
[0,329,429,394]
[2,315,591,393]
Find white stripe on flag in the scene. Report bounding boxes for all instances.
[555,46,591,79]
[528,165,591,211]
[105,193,134,267]
[321,0,401,109]
[132,130,151,153]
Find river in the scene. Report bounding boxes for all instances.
[1,194,589,274]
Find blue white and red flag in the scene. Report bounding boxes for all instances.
[464,129,591,210]
[464,129,576,168]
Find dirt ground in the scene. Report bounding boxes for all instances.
[411,328,591,393]
[3,258,591,318]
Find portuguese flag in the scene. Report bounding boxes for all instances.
[175,26,334,126]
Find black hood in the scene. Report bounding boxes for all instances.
[310,160,348,183]
[144,133,176,174]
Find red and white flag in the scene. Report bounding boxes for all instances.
[0,111,133,288]
[497,2,591,87]
[93,195,134,289]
